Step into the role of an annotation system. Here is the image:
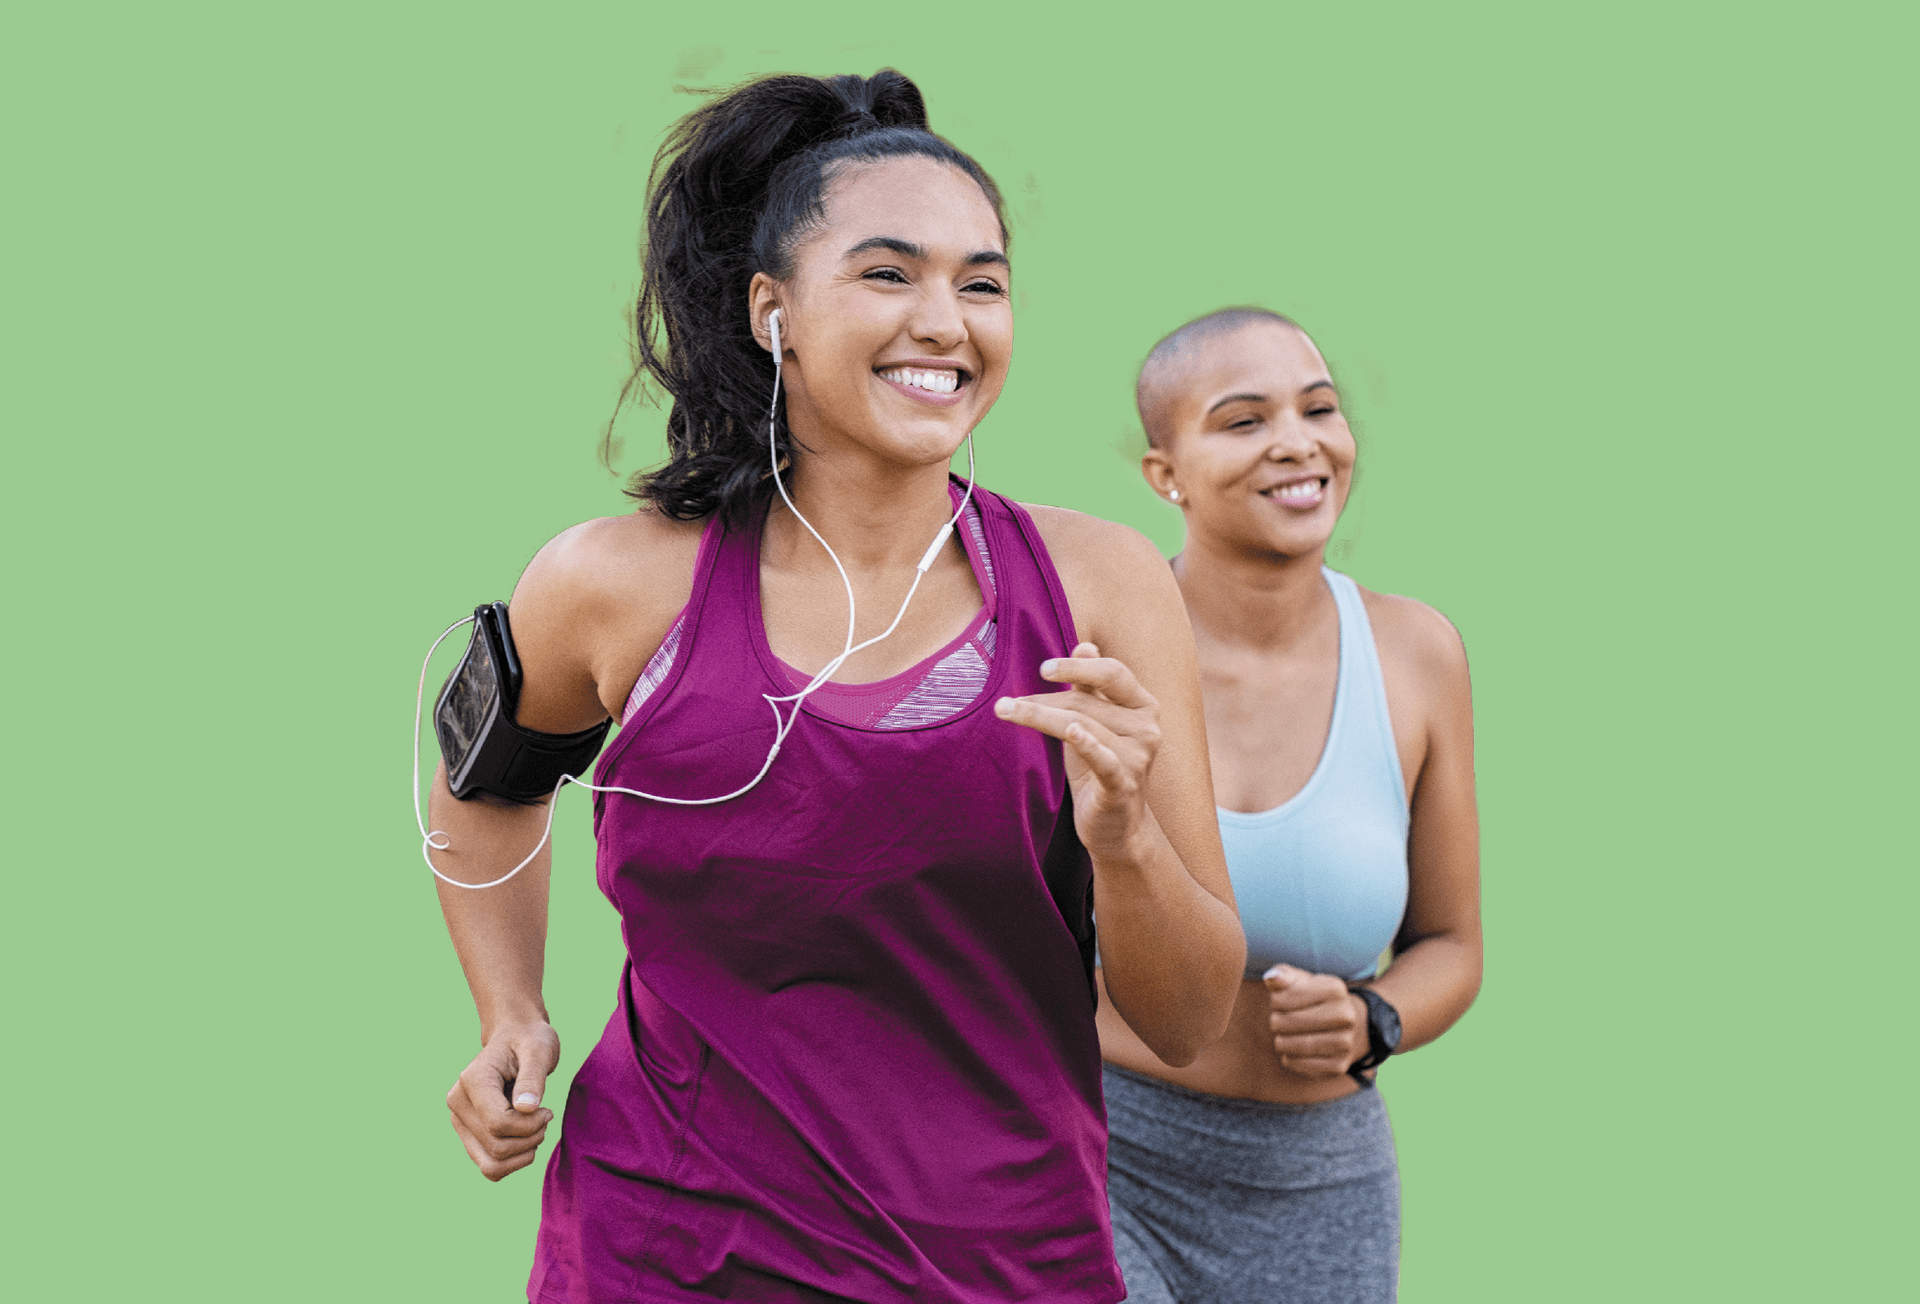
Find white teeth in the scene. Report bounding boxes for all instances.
[1270,480,1323,500]
[881,367,959,394]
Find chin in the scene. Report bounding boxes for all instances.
[871,420,975,469]
[1263,529,1336,559]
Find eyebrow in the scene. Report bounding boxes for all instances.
[1205,392,1267,415]
[845,236,1009,269]
[1204,379,1335,416]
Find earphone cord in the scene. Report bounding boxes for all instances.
[414,315,977,890]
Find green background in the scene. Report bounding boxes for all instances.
[6,1,1912,1298]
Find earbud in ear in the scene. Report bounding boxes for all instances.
[768,308,783,352]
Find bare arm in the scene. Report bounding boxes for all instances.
[429,510,699,1179]
[1265,596,1482,1077]
[1001,508,1244,1066]
[1367,597,1482,1053]
[430,769,562,1179]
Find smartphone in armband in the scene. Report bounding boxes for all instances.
[434,602,610,803]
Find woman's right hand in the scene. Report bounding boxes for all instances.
[1264,965,1369,1079]
[995,643,1165,863]
[446,1020,561,1181]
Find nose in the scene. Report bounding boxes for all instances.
[1265,411,1319,463]
[907,285,967,350]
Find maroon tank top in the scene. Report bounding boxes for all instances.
[528,484,1120,1303]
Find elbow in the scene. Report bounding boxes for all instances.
[1137,1015,1212,1068]
[1148,1042,1202,1070]
[1141,1007,1229,1069]
[1438,929,1485,1009]
[1140,945,1245,1069]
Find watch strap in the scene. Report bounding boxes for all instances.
[1346,985,1402,1086]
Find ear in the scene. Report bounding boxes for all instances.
[748,273,783,354]
[1140,444,1183,506]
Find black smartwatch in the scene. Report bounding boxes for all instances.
[1346,986,1402,1087]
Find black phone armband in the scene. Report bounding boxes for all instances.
[434,602,611,803]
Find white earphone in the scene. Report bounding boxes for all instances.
[413,303,977,889]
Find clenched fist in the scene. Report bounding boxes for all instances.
[1263,964,1369,1080]
[447,1020,561,1180]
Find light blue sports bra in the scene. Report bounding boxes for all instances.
[1219,569,1410,982]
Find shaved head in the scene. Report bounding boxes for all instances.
[1136,308,1302,447]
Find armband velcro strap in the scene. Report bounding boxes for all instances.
[434,602,612,803]
[451,714,611,804]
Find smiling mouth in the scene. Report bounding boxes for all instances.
[876,365,968,396]
[1261,478,1328,508]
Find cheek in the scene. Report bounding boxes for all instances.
[973,310,1014,379]
[1216,443,1269,485]
[1330,432,1359,479]
[794,321,878,398]
[1331,444,1359,510]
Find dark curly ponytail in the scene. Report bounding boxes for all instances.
[610,70,1008,523]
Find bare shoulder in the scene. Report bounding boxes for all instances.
[1019,500,1153,552]
[508,505,707,727]
[1356,584,1471,693]
[1019,502,1180,642]
[514,504,704,628]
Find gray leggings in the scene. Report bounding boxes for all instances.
[1103,1064,1400,1304]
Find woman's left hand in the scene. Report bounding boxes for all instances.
[995,642,1162,861]
[1264,964,1370,1078]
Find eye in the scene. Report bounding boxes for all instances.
[1307,404,1337,417]
[962,279,1006,296]
[1226,415,1263,431]
[862,267,910,284]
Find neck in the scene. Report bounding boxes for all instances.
[1172,527,1334,652]
[764,440,963,578]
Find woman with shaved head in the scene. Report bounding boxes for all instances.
[1098,309,1484,1302]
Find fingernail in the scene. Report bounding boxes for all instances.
[1263,964,1287,982]
[994,697,1015,716]
[516,1092,540,1107]
[1040,659,1060,676]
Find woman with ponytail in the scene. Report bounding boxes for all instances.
[426,71,1244,1302]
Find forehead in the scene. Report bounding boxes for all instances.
[815,155,1004,252]
[1179,321,1327,406]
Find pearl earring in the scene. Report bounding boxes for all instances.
[1169,490,1181,502]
